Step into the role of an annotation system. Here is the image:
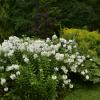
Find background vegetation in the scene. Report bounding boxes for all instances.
[0,0,100,41]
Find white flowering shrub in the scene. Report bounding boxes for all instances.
[0,35,98,99]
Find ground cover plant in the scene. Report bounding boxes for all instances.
[0,35,100,100]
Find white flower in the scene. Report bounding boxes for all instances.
[24,57,29,63]
[77,56,81,59]
[64,40,67,44]
[63,44,66,47]
[71,55,76,59]
[62,75,68,80]
[68,79,71,83]
[77,59,83,63]
[10,74,16,80]
[87,55,90,58]
[84,69,88,73]
[6,66,14,71]
[1,78,6,85]
[16,71,20,76]
[52,35,57,40]
[4,87,8,92]
[55,53,64,61]
[60,38,64,42]
[39,68,43,72]
[90,59,93,61]
[7,50,14,56]
[82,56,85,60]
[67,45,72,50]
[23,55,26,59]
[51,50,56,55]
[34,54,38,59]
[54,67,59,71]
[74,65,78,68]
[71,67,76,73]
[61,66,66,71]
[62,84,65,88]
[81,71,85,75]
[69,40,73,43]
[81,64,84,66]
[68,59,74,63]
[64,69,68,74]
[64,80,69,84]
[13,64,19,70]
[6,64,19,71]
[73,45,77,48]
[69,84,73,88]
[61,66,68,74]
[46,38,51,42]
[86,75,89,80]
[41,51,51,57]
[76,52,79,55]
[52,75,57,80]
[64,59,68,63]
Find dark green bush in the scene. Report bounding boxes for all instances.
[0,0,100,40]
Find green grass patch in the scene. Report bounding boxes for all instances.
[64,83,100,100]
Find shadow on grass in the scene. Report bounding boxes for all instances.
[63,72,100,100]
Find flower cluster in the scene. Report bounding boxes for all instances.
[0,35,93,93]
[0,64,20,92]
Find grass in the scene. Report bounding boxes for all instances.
[63,83,100,100]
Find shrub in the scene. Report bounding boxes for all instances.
[61,28,100,56]
[0,35,99,99]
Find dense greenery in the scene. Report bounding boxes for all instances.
[62,28,100,84]
[0,0,100,40]
[61,28,100,56]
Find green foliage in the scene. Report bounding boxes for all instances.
[61,28,100,56]
[61,28,100,84]
[0,0,100,39]
[0,35,98,99]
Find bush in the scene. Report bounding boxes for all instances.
[61,28,100,56]
[0,35,99,99]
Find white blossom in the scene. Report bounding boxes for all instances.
[16,71,20,76]
[68,79,71,83]
[55,53,64,61]
[24,57,29,63]
[69,84,73,88]
[52,75,57,80]
[46,38,51,43]
[67,45,72,50]
[52,35,57,40]
[4,87,8,92]
[34,54,38,59]
[1,78,6,85]
[62,75,68,80]
[54,67,59,72]
[13,64,19,70]
[10,74,16,80]
[61,66,66,71]
[90,59,93,61]
[85,69,88,73]
[70,55,76,59]
[64,80,69,85]
[81,71,85,75]
[86,75,89,80]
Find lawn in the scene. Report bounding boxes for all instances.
[64,83,100,100]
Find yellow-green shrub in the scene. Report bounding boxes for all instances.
[61,28,100,56]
